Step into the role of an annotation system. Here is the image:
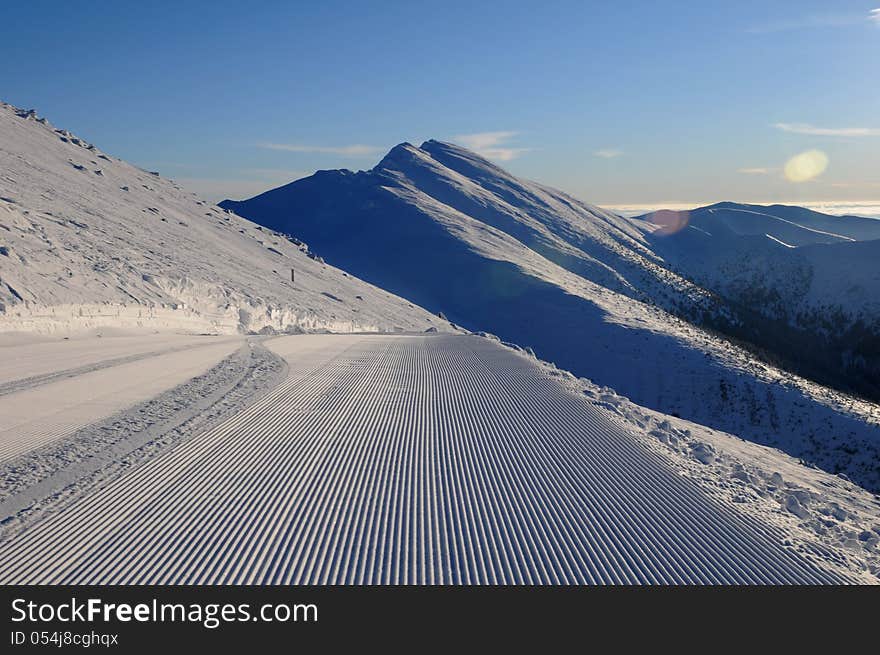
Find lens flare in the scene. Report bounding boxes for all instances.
[784,149,828,183]
[648,210,690,236]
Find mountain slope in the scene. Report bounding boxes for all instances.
[633,203,880,396]
[0,103,444,335]
[222,142,880,492]
[634,202,880,321]
[223,142,718,317]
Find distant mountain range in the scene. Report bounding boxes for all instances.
[223,141,880,491]
[632,202,880,398]
[636,201,880,312]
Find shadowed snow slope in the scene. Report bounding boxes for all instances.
[0,102,444,336]
[633,202,880,318]
[633,202,880,399]
[223,143,880,493]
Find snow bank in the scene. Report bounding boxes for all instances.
[490,334,880,582]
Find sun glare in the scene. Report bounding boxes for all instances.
[784,149,828,183]
[648,209,690,236]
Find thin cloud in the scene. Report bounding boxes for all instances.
[258,142,383,157]
[594,149,623,159]
[452,131,530,161]
[737,167,774,175]
[746,13,865,34]
[796,201,880,219]
[774,122,880,137]
[606,202,880,220]
[871,8,880,23]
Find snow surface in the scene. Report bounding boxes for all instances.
[0,332,236,394]
[499,334,880,581]
[0,334,861,584]
[0,102,446,336]
[0,335,241,463]
[1,103,877,584]
[0,338,285,529]
[223,141,880,493]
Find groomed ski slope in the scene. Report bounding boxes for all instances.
[0,335,850,584]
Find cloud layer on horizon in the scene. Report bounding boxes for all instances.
[737,167,774,175]
[605,201,880,219]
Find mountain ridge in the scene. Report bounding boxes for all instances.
[632,201,880,397]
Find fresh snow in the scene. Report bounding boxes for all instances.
[635,201,880,327]
[0,339,285,530]
[0,332,237,394]
[512,335,880,581]
[764,233,795,249]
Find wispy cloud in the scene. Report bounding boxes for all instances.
[774,122,880,137]
[737,167,774,175]
[871,8,880,24]
[594,149,623,159]
[746,13,865,34]
[257,142,383,157]
[452,131,530,161]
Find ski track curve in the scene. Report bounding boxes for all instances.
[0,334,238,389]
[0,339,242,464]
[0,335,851,584]
[0,339,238,398]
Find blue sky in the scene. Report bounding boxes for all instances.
[2,0,878,207]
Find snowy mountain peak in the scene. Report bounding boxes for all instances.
[373,142,424,172]
[420,138,508,174]
[372,140,513,188]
